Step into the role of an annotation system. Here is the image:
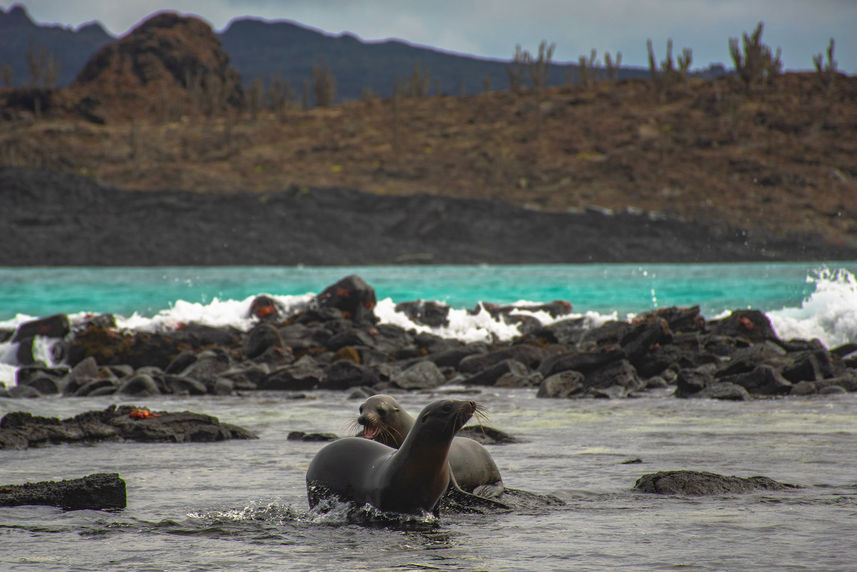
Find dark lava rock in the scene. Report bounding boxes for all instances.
[463,359,528,386]
[393,360,446,390]
[537,370,585,398]
[261,359,324,390]
[710,310,778,343]
[0,473,126,510]
[395,300,451,328]
[287,431,338,442]
[11,313,70,342]
[315,274,377,324]
[0,405,257,449]
[634,470,796,495]
[720,364,792,395]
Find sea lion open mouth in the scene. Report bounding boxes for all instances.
[363,424,379,439]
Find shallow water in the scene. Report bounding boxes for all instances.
[3,389,857,571]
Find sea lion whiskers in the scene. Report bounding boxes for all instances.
[466,402,491,435]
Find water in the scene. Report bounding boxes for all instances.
[2,390,857,570]
[2,263,857,570]
[0,263,848,320]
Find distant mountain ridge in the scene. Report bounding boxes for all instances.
[0,5,113,87]
[2,4,706,102]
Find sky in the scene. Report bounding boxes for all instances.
[4,0,856,72]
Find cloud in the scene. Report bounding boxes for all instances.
[6,0,856,70]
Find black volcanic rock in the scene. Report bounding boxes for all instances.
[5,167,855,265]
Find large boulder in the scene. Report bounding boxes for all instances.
[634,470,795,495]
[315,275,377,323]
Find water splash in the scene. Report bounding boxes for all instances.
[768,268,857,348]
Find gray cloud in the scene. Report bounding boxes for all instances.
[7,0,856,71]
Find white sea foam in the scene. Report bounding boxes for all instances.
[768,268,857,349]
[3,268,855,387]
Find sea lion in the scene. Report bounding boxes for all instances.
[357,394,504,498]
[306,399,476,515]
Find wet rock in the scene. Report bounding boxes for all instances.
[537,370,585,398]
[463,359,528,386]
[0,473,126,510]
[163,374,209,395]
[395,300,451,328]
[538,349,625,378]
[62,356,99,395]
[248,295,284,321]
[458,345,545,373]
[17,365,69,394]
[715,343,786,378]
[212,377,234,395]
[315,274,377,323]
[634,470,795,495]
[830,343,857,359]
[719,365,792,395]
[287,431,338,442]
[816,372,857,392]
[220,364,269,390]
[325,328,376,351]
[424,344,488,368]
[790,380,817,395]
[585,359,643,392]
[699,382,751,401]
[180,348,232,391]
[647,305,705,333]
[393,360,446,390]
[819,384,847,395]
[320,360,379,390]
[117,374,161,396]
[578,320,632,348]
[621,317,671,364]
[0,405,256,449]
[710,309,778,343]
[7,385,42,398]
[165,350,198,374]
[19,374,62,395]
[675,368,714,397]
[529,317,587,345]
[496,370,542,388]
[74,378,118,397]
[245,322,285,359]
[11,313,70,342]
[261,359,324,390]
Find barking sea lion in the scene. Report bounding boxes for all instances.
[356,394,504,498]
[306,399,476,515]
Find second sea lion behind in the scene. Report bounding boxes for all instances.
[307,399,476,515]
[357,394,505,498]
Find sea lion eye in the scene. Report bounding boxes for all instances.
[379,408,386,417]
[359,406,364,413]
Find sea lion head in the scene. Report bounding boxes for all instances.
[357,394,410,448]
[412,399,477,444]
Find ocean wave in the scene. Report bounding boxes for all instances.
[768,268,857,349]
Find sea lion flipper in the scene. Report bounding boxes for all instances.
[472,481,505,499]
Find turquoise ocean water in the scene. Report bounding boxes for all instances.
[1,262,854,321]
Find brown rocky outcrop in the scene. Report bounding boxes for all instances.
[72,12,243,121]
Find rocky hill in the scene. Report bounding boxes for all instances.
[0,11,855,264]
[72,12,243,122]
[0,5,112,88]
[0,5,721,100]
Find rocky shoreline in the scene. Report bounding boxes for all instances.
[2,167,857,266]
[3,274,856,405]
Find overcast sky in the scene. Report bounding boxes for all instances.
[5,0,856,72]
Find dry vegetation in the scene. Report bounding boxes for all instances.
[0,20,855,244]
